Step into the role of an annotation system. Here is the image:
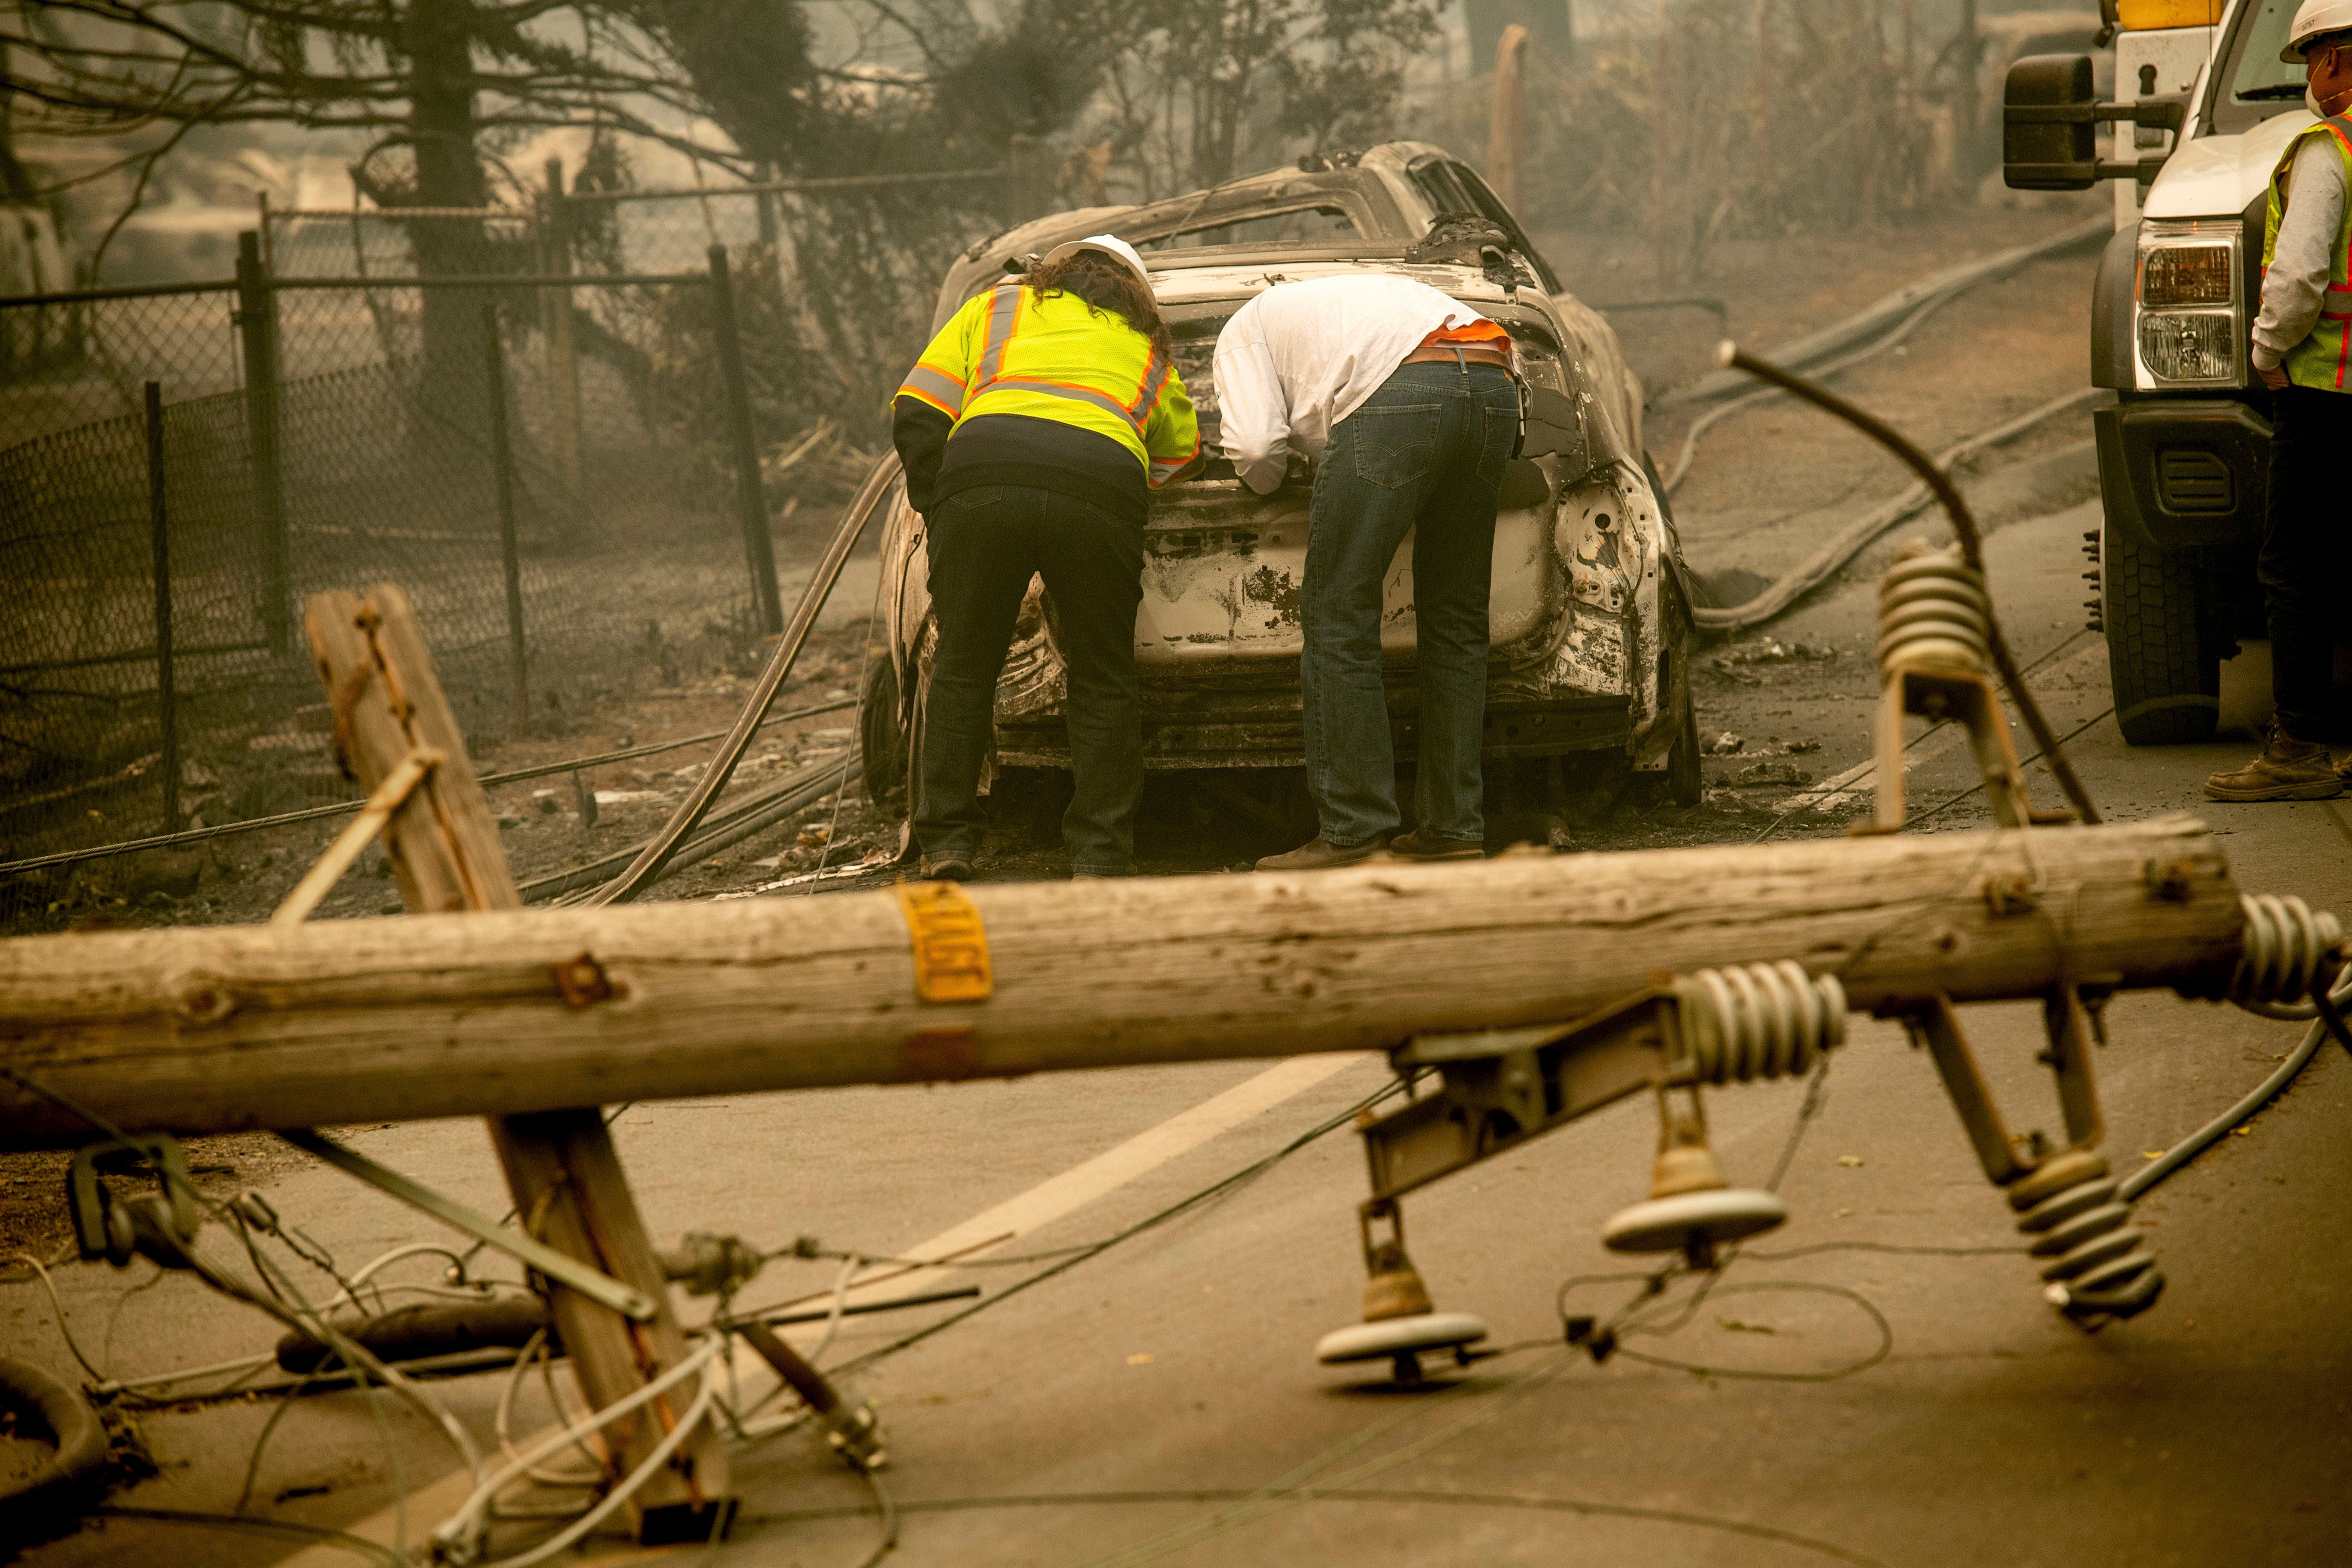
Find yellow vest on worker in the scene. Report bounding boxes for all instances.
[2263,114,2352,392]
[898,283,1200,488]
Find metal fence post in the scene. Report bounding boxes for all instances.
[706,244,783,637]
[540,157,586,506]
[1007,133,1051,222]
[235,230,290,656]
[483,302,531,738]
[144,381,179,832]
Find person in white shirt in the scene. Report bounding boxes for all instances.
[1213,272,1521,870]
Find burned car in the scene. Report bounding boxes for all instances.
[858,142,1699,836]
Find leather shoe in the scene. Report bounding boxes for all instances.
[919,855,973,881]
[2204,722,2341,802]
[1255,836,1383,871]
[1388,827,1483,861]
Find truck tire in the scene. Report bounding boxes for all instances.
[2103,520,2219,745]
[858,654,910,808]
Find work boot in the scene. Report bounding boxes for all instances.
[1255,836,1383,872]
[1387,827,1484,862]
[919,854,973,881]
[2203,723,2343,802]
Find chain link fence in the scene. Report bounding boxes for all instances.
[4,168,1024,934]
[0,282,245,445]
[2,268,775,932]
[558,169,1009,430]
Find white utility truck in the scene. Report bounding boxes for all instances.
[2005,0,2315,742]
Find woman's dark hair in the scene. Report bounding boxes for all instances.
[1024,251,1174,357]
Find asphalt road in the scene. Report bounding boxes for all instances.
[9,488,2350,1568]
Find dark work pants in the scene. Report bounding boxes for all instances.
[2261,385,2352,739]
[918,484,1145,873]
[1300,360,1520,847]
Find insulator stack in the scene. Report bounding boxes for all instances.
[1877,546,1992,679]
[1673,962,1848,1085]
[2230,893,2343,1006]
[2009,1150,2162,1325]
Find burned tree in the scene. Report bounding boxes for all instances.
[0,0,801,383]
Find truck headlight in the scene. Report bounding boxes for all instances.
[2138,312,2236,380]
[2133,220,2243,390]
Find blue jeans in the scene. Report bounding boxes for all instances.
[918,485,1145,874]
[1301,361,1519,847]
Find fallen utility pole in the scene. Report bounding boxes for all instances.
[290,585,729,1541]
[0,812,2246,1147]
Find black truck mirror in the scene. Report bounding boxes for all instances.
[2005,54,2100,191]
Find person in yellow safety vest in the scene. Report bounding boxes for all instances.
[2206,0,2352,802]
[891,234,1201,878]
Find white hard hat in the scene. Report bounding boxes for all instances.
[1037,234,1154,292]
[2280,0,2352,62]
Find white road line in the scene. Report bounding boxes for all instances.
[279,1053,1372,1567]
[895,1052,1369,1267]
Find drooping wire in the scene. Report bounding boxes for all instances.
[1712,344,2100,827]
[0,1061,454,1555]
[734,1488,1889,1568]
[90,1505,404,1566]
[1071,1349,1580,1568]
[852,1466,900,1568]
[2120,957,2352,1204]
[1908,706,2116,829]
[1751,625,2093,843]
[1611,1280,1895,1383]
[4,1249,113,1382]
[824,1073,1408,1380]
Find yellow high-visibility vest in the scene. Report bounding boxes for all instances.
[898,283,1200,488]
[2263,114,2352,392]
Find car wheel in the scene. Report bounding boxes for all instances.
[2102,518,2219,745]
[858,653,909,808]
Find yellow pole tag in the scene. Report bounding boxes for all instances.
[892,881,993,1003]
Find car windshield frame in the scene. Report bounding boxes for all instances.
[1133,200,1371,254]
[2204,0,2312,136]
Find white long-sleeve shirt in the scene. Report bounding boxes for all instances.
[2252,131,2348,372]
[1212,275,1497,495]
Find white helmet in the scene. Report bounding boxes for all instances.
[2280,0,2352,62]
[1036,234,1155,293]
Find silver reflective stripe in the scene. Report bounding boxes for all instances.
[971,283,1024,390]
[901,363,966,414]
[1134,352,1171,422]
[980,377,1147,433]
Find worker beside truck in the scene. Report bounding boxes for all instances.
[2005,0,2352,788]
[2204,2,2352,801]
